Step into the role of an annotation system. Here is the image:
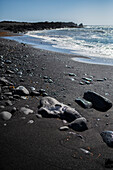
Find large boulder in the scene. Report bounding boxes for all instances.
[38,97,81,121]
[84,91,112,112]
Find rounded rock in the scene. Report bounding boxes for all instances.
[0,111,12,120]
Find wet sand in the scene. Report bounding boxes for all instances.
[0,37,113,170]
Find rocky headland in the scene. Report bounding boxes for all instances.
[0,21,83,33]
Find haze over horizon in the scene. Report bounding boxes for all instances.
[0,0,113,25]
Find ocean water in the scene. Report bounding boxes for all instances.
[5,25,113,65]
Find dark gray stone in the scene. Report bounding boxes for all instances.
[5,60,12,64]
[0,111,12,120]
[68,117,88,132]
[15,86,29,96]
[100,131,113,148]
[75,98,92,109]
[20,107,33,115]
[30,91,40,96]
[84,91,112,112]
[63,107,81,122]
[5,100,13,106]
[5,70,14,74]
[69,73,76,76]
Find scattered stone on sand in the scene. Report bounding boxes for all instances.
[96,79,104,82]
[15,86,29,96]
[84,91,112,112]
[59,126,69,131]
[81,77,93,85]
[68,117,88,132]
[20,107,33,115]
[0,111,12,120]
[0,77,13,86]
[100,131,113,148]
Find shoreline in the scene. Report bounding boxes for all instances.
[1,29,113,66]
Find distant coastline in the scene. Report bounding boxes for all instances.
[0,21,83,33]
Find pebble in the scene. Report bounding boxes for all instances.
[5,60,12,64]
[36,113,42,118]
[0,105,5,109]
[82,77,92,82]
[30,87,36,91]
[0,111,12,120]
[11,107,17,113]
[30,91,40,96]
[105,114,109,117]
[69,73,76,76]
[62,120,68,124]
[79,82,84,85]
[42,92,48,97]
[17,71,23,75]
[5,70,14,74]
[48,79,53,83]
[27,120,34,124]
[59,126,69,131]
[43,76,48,79]
[20,107,34,115]
[15,86,29,96]
[80,148,92,155]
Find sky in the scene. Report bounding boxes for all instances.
[0,0,113,25]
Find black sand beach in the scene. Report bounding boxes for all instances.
[0,35,113,170]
